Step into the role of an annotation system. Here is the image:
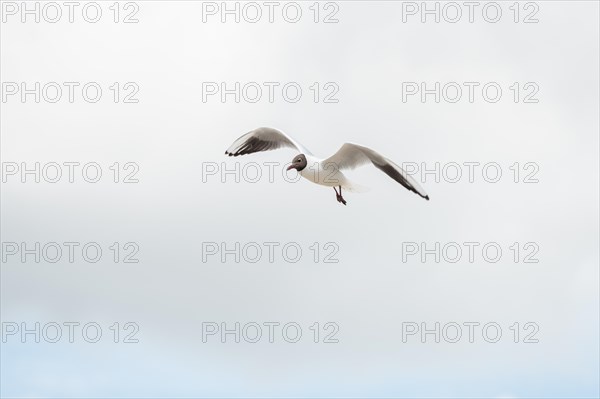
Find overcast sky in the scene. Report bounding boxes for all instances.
[1,1,599,397]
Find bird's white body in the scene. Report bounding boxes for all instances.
[298,155,365,192]
[299,155,345,186]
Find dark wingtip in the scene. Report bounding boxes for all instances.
[425,195,430,201]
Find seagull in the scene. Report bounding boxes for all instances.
[225,127,429,205]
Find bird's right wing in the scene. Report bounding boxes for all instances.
[323,143,429,200]
[225,127,312,157]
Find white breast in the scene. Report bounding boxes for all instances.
[299,156,347,187]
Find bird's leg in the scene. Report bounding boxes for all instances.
[333,186,341,203]
[338,185,347,206]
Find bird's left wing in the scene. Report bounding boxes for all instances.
[323,143,429,200]
[225,127,312,157]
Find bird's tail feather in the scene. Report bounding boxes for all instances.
[342,181,370,193]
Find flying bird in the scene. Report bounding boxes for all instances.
[225,127,429,205]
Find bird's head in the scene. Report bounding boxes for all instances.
[287,154,307,172]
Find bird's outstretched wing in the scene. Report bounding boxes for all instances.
[225,127,312,157]
[323,143,429,200]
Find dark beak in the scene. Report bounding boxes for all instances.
[286,165,295,171]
